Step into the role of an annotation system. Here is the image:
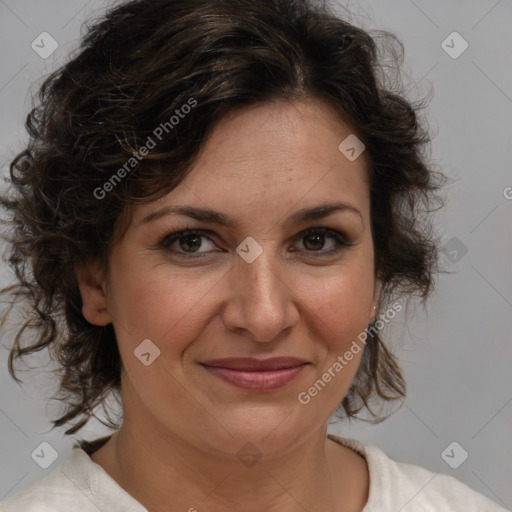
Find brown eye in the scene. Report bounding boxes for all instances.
[160,229,217,258]
[294,228,352,257]
[303,233,326,251]
[175,234,202,253]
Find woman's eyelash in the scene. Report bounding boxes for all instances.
[157,227,352,259]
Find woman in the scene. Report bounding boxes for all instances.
[0,0,507,510]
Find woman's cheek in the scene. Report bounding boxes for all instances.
[108,257,193,337]
[309,270,373,327]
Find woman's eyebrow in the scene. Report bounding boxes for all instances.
[138,201,362,228]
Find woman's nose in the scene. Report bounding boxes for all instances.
[220,243,300,343]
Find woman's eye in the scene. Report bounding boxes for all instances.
[158,228,351,259]
[159,229,217,258]
[295,229,351,257]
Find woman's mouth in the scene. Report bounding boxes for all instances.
[200,357,309,391]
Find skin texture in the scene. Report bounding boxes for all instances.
[77,98,380,512]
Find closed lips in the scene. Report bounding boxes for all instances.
[200,357,309,391]
[200,357,308,371]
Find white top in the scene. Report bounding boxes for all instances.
[1,434,508,511]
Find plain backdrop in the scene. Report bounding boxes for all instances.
[0,0,511,508]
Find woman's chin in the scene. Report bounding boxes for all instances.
[188,405,314,460]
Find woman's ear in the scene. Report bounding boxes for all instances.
[370,279,382,323]
[75,261,112,326]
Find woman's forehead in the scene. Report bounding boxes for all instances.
[129,100,370,228]
[194,98,363,160]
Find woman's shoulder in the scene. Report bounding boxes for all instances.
[2,436,509,512]
[328,434,510,512]
[0,446,146,512]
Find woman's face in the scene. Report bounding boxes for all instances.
[83,98,379,459]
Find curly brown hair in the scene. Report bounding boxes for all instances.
[0,0,444,436]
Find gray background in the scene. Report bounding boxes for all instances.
[1,0,511,508]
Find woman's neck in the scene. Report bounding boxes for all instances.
[90,423,369,512]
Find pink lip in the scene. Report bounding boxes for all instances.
[200,357,308,391]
